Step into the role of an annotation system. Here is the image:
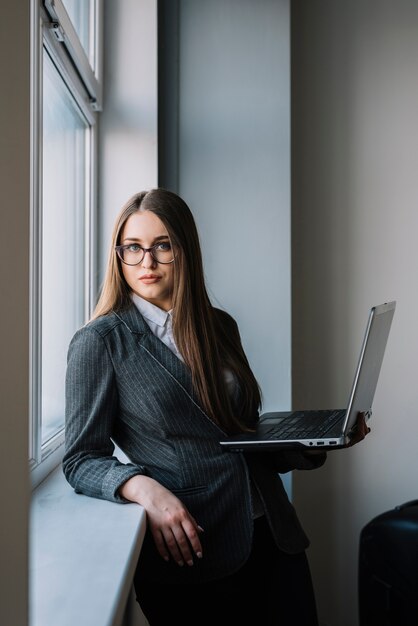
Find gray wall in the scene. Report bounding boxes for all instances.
[0,1,30,624]
[292,1,418,625]
[170,0,292,420]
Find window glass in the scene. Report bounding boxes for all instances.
[62,0,94,66]
[41,50,88,445]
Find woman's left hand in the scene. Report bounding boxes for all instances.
[347,411,371,447]
[305,410,371,457]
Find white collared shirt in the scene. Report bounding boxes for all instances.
[131,293,184,362]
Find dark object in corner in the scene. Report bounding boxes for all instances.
[358,499,418,626]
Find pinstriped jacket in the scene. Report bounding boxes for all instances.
[63,303,326,584]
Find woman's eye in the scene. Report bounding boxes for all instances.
[157,242,171,251]
[127,244,141,252]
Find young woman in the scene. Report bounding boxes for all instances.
[63,188,367,625]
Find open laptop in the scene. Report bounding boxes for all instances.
[219,301,396,452]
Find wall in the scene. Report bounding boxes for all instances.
[161,0,292,424]
[0,1,30,624]
[292,1,418,625]
[99,0,158,278]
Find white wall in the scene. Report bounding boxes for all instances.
[176,0,292,418]
[292,2,418,625]
[99,0,158,280]
[0,1,30,624]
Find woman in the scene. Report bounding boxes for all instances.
[63,188,366,625]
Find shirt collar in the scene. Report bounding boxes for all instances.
[131,293,171,328]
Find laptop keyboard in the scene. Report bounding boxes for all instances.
[261,409,345,440]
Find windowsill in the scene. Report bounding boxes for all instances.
[29,465,147,626]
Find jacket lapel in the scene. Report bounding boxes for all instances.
[113,304,200,409]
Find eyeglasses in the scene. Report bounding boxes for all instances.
[115,241,176,265]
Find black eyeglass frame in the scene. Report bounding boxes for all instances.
[115,243,176,266]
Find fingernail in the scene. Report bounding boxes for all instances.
[163,555,169,562]
[196,551,203,559]
[187,559,194,566]
[198,526,204,532]
[177,560,184,567]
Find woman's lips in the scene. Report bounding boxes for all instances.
[139,275,161,284]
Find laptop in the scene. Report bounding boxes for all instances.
[219,301,396,452]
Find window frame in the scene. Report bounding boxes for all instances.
[30,0,101,487]
[43,0,103,110]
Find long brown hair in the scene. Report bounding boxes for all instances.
[92,188,261,433]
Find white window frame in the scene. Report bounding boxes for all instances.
[30,0,102,487]
[43,0,103,110]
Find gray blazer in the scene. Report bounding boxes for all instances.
[63,304,326,584]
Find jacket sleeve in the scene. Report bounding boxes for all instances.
[62,325,146,503]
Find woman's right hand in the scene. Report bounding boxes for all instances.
[119,475,204,567]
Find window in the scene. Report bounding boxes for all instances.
[61,0,95,63]
[30,0,102,486]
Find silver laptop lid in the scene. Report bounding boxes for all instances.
[343,301,396,435]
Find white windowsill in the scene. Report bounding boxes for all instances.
[29,465,147,626]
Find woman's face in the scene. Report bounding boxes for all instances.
[119,210,174,311]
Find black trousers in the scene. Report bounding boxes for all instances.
[135,516,319,626]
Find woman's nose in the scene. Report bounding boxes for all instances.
[141,250,157,268]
